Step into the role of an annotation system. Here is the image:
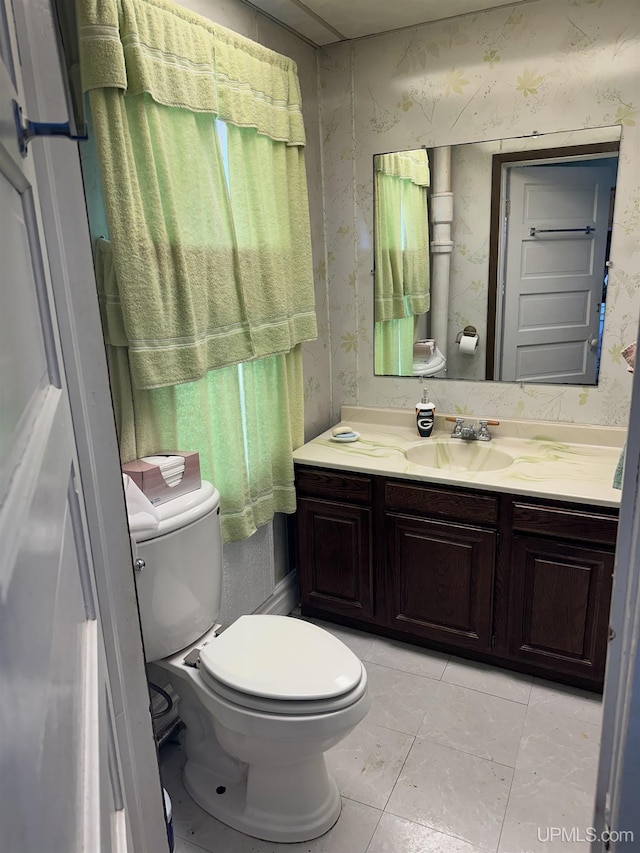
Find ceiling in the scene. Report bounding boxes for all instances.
[247,0,541,46]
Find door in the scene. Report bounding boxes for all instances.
[509,536,613,685]
[385,513,496,650]
[500,162,615,383]
[0,1,164,850]
[297,496,374,621]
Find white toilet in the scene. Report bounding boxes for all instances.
[128,481,369,843]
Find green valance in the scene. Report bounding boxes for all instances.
[375,149,430,187]
[77,0,306,146]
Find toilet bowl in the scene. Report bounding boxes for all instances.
[159,617,368,841]
[127,481,369,842]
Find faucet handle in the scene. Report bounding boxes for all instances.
[446,416,464,436]
[477,419,498,440]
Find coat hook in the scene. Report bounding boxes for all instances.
[12,99,88,158]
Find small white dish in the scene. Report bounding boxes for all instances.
[330,431,360,443]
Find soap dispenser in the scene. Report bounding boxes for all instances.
[416,388,435,438]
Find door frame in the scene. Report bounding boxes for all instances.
[593,320,640,848]
[12,1,167,849]
[486,141,619,381]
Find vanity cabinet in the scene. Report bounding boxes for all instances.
[295,467,374,623]
[383,480,497,651]
[294,464,618,690]
[505,500,617,684]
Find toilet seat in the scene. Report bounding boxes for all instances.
[199,666,368,715]
[198,615,365,715]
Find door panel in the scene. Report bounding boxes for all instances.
[515,340,590,383]
[0,1,132,848]
[297,496,374,621]
[386,513,496,650]
[509,535,613,683]
[501,163,614,383]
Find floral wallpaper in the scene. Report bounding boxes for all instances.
[319,0,640,426]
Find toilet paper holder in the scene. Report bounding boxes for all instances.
[455,325,479,354]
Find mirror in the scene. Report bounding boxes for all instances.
[373,126,621,384]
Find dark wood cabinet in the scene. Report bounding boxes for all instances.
[295,468,374,622]
[385,513,496,649]
[294,464,618,690]
[508,536,614,682]
[382,478,498,650]
[506,500,617,683]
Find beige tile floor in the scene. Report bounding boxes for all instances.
[160,618,603,853]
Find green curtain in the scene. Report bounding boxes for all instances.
[81,0,318,543]
[374,315,416,375]
[78,0,316,390]
[374,150,431,323]
[225,124,316,359]
[373,150,430,375]
[104,339,303,543]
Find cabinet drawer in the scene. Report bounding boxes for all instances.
[384,480,498,526]
[512,502,618,547]
[295,466,372,505]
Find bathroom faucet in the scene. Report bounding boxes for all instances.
[449,418,498,441]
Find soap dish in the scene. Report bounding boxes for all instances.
[330,431,360,443]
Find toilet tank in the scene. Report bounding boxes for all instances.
[129,481,222,662]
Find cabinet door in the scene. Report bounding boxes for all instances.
[297,497,373,621]
[509,535,614,683]
[386,513,496,650]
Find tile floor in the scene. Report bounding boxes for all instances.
[160,618,603,853]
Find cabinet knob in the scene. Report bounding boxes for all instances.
[134,558,145,572]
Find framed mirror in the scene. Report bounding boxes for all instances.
[373,125,621,384]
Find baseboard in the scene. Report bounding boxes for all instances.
[253,571,299,617]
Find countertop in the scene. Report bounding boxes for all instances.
[293,406,625,509]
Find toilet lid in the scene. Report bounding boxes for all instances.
[198,615,363,701]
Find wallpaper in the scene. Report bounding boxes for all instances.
[319,0,640,426]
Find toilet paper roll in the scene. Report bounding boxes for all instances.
[459,334,478,355]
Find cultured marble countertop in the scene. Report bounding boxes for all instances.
[293,406,625,509]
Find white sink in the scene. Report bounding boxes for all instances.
[406,440,514,472]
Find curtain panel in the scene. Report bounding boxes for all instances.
[104,337,303,543]
[374,150,431,323]
[95,238,304,543]
[81,0,317,542]
[78,0,316,390]
[374,316,415,376]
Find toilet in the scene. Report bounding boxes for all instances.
[128,481,369,843]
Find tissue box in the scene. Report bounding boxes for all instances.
[122,451,201,506]
[413,339,436,358]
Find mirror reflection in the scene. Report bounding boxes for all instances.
[373,126,621,384]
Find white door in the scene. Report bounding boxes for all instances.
[500,162,614,383]
[0,1,165,850]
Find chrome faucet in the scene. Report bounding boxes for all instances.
[449,418,497,441]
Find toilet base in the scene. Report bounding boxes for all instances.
[183,753,342,843]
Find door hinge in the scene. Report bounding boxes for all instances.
[505,198,510,218]
[603,794,612,851]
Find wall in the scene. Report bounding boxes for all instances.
[320,0,640,425]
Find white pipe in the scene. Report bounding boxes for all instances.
[429,146,453,362]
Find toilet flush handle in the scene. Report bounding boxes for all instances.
[134,558,145,572]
